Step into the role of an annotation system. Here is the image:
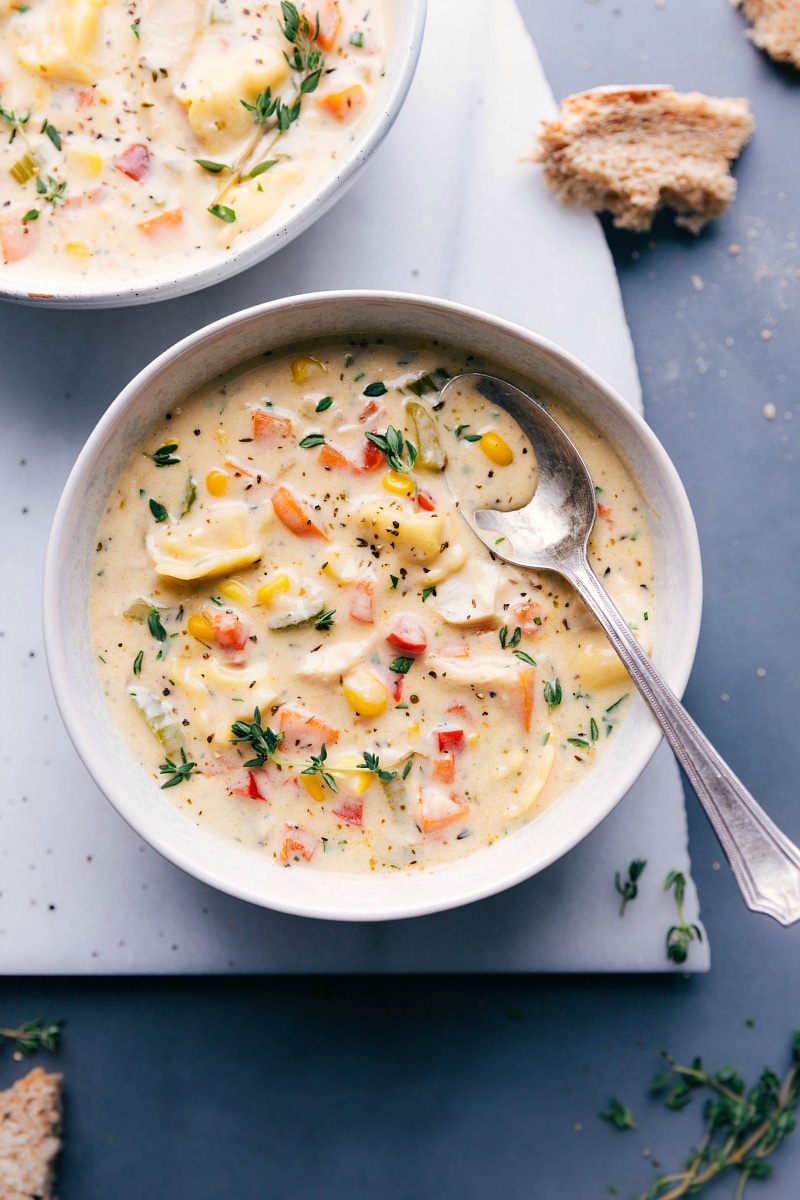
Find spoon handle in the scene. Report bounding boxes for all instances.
[568,557,800,926]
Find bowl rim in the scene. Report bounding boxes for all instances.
[0,2,427,310]
[43,289,703,920]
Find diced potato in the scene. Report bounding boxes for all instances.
[424,538,467,585]
[502,740,556,820]
[216,167,303,245]
[321,550,360,585]
[65,242,91,260]
[16,0,105,83]
[146,502,263,581]
[359,502,444,563]
[183,47,289,149]
[297,636,377,682]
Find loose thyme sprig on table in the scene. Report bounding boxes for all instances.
[616,858,647,916]
[664,869,702,963]
[208,1,325,215]
[633,1032,800,1200]
[0,1019,63,1056]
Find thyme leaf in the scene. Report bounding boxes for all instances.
[615,858,647,916]
[159,747,196,789]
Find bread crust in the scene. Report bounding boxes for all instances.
[0,1068,63,1200]
[535,85,754,233]
[732,0,800,69]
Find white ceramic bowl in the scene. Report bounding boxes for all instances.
[2,4,425,310]
[44,292,703,920]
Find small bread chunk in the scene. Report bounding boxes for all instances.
[0,1068,63,1200]
[535,85,754,233]
[732,0,800,68]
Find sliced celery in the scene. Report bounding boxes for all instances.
[124,596,165,621]
[406,400,446,471]
[10,152,38,186]
[405,368,449,397]
[129,686,182,756]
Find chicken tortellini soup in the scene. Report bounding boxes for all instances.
[0,0,386,282]
[91,340,655,873]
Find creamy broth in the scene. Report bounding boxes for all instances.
[0,0,386,284]
[90,339,655,873]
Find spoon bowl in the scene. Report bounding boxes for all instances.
[442,371,800,927]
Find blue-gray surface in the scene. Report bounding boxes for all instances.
[3,1,800,1196]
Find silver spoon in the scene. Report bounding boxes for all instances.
[439,372,800,925]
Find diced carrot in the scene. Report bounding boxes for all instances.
[280,825,321,863]
[431,755,455,784]
[349,577,374,624]
[359,399,378,421]
[316,84,365,123]
[318,437,383,474]
[509,598,543,635]
[137,208,184,238]
[447,702,474,724]
[113,143,150,181]
[438,644,470,658]
[212,611,250,651]
[417,787,468,833]
[417,490,436,512]
[279,707,339,752]
[253,410,293,440]
[301,0,341,48]
[77,88,95,108]
[597,502,615,526]
[271,485,329,539]
[436,728,466,755]
[0,212,38,265]
[518,667,536,733]
[332,797,363,826]
[386,614,427,654]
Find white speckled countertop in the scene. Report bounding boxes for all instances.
[0,0,707,973]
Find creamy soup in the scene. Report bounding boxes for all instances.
[91,339,655,873]
[0,0,386,284]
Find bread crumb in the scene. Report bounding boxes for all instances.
[713,861,722,870]
[732,0,800,70]
[535,86,754,233]
[574,1121,583,1131]
[757,667,767,676]
[691,274,704,290]
[728,243,742,254]
[0,1068,62,1200]
[761,328,773,339]
[764,402,777,418]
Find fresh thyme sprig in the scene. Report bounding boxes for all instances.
[146,442,180,467]
[230,707,284,768]
[209,1,325,215]
[664,870,702,964]
[616,858,647,916]
[357,751,397,784]
[314,609,336,630]
[636,1033,800,1199]
[22,174,68,222]
[365,426,419,501]
[159,747,196,788]
[0,1019,63,1055]
[301,744,338,793]
[599,1097,636,1130]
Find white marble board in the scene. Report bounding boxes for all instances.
[0,0,708,973]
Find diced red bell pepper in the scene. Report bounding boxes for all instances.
[228,770,268,801]
[212,611,250,651]
[359,438,384,471]
[436,728,466,755]
[332,797,363,826]
[391,673,404,702]
[114,143,150,182]
[386,614,427,654]
[359,399,379,421]
[349,577,374,623]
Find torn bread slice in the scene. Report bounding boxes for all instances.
[732,0,800,68]
[535,85,754,233]
[0,1068,63,1200]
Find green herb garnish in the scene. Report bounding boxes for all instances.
[133,650,143,676]
[195,159,230,174]
[615,859,647,916]
[543,678,562,712]
[315,395,334,412]
[314,609,336,630]
[366,425,419,500]
[299,433,326,449]
[513,650,535,665]
[301,744,338,793]
[149,498,168,522]
[0,1019,63,1055]
[230,706,284,768]
[599,1098,636,1131]
[159,747,196,789]
[358,751,397,784]
[389,656,413,674]
[40,118,61,150]
[664,870,703,964]
[146,442,180,467]
[208,203,236,223]
[421,585,437,602]
[363,381,388,397]
[147,608,167,642]
[499,625,522,650]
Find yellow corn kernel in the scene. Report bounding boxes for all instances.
[206,469,229,496]
[256,573,290,606]
[301,772,327,802]
[291,355,324,385]
[70,148,103,177]
[216,428,228,445]
[188,613,214,641]
[65,242,91,259]
[334,754,372,797]
[342,667,389,718]
[382,469,414,497]
[479,431,514,466]
[219,579,250,605]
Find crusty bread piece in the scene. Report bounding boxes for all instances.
[535,85,754,233]
[0,1068,62,1200]
[732,0,800,68]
